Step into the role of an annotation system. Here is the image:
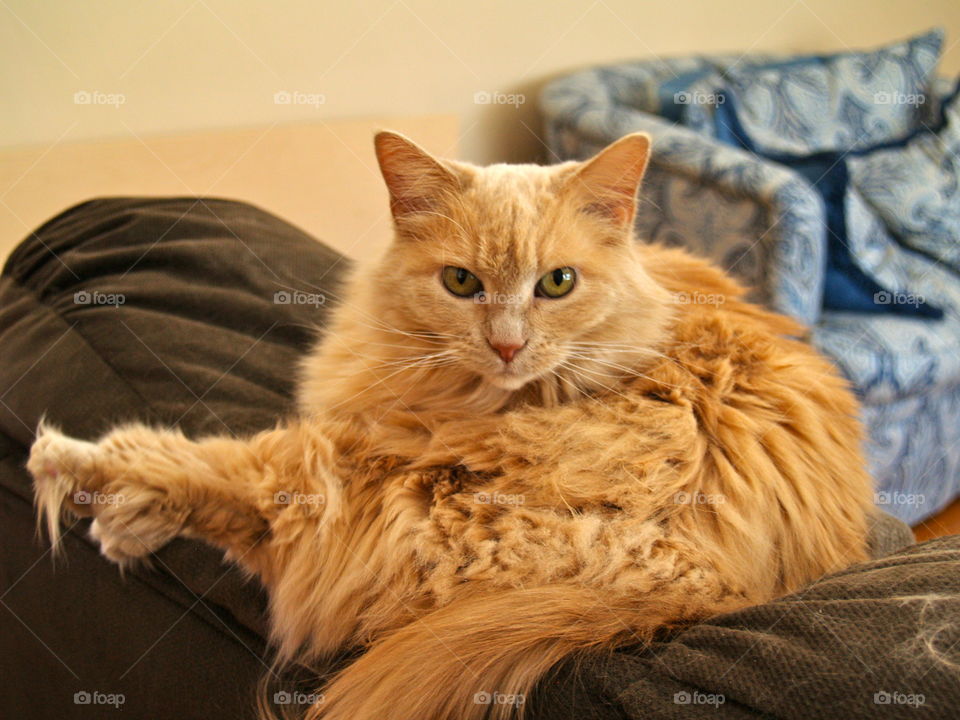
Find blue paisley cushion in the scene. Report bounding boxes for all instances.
[845,186,938,310]
[814,310,960,405]
[712,90,943,319]
[849,80,960,274]
[683,29,943,155]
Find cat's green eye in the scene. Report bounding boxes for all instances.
[536,267,576,298]
[442,266,483,297]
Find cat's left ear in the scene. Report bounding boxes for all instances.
[565,132,651,230]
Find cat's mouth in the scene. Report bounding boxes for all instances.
[459,343,551,391]
[483,359,543,391]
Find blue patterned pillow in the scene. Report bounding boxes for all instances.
[683,29,943,154]
[713,91,943,319]
[849,81,960,274]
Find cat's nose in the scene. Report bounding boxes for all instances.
[489,340,525,363]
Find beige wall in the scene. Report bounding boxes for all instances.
[0,115,460,262]
[3,0,959,165]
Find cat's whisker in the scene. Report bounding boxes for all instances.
[565,342,682,367]
[564,355,645,378]
[562,352,682,391]
[558,360,644,406]
[368,352,460,371]
[547,366,584,396]
[350,322,454,344]
[565,340,675,359]
[557,360,615,391]
[385,359,461,372]
[364,348,456,362]
[566,341,659,350]
[337,348,445,368]
[340,313,459,341]
[322,358,454,413]
[357,338,454,351]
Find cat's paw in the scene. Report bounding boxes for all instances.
[86,516,167,566]
[28,423,102,524]
[28,423,178,564]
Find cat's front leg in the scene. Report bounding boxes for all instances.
[27,422,307,573]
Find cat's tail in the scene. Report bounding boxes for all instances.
[310,584,697,720]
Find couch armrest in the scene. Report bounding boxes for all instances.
[542,95,827,325]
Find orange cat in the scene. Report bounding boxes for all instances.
[29,131,873,720]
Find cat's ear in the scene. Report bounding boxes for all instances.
[565,132,651,230]
[374,131,459,222]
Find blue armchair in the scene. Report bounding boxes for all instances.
[541,53,960,524]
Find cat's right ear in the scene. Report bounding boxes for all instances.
[374,131,459,223]
[564,132,652,233]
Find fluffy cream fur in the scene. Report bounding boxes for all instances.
[28,130,873,720]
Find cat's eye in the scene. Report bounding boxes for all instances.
[442,266,483,297]
[536,267,576,298]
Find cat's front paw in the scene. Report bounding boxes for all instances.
[28,423,182,565]
[28,423,102,525]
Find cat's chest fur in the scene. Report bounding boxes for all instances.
[313,290,870,611]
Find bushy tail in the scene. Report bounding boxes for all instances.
[310,584,695,720]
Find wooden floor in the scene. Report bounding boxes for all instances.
[913,497,960,542]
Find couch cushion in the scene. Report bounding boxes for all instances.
[813,309,960,405]
[711,89,944,319]
[849,78,960,274]
[532,535,960,720]
[693,29,944,155]
[0,196,349,640]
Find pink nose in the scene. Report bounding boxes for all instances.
[490,341,525,363]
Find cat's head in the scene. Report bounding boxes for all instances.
[367,131,673,394]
